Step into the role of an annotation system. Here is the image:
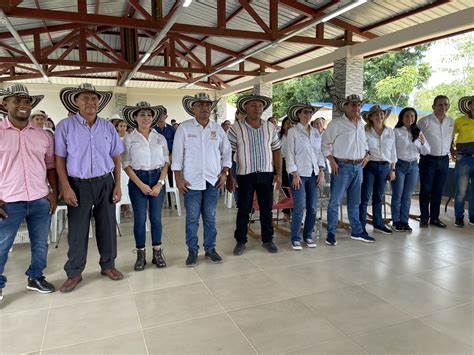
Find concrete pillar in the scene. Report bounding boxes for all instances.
[253,76,273,120]
[332,56,364,119]
[214,95,227,123]
[114,92,127,118]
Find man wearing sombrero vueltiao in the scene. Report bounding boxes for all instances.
[321,94,374,246]
[452,95,474,227]
[0,84,58,301]
[55,83,125,293]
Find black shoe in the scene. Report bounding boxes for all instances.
[325,233,337,246]
[26,276,55,294]
[186,250,198,267]
[262,241,278,253]
[152,248,167,268]
[393,222,404,232]
[430,219,447,228]
[205,249,223,263]
[402,223,413,232]
[374,226,392,235]
[455,218,465,228]
[420,220,429,228]
[233,243,246,256]
[134,249,146,271]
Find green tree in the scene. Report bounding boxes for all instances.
[375,63,431,106]
[414,34,473,117]
[364,44,431,105]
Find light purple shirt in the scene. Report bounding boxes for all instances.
[55,113,124,179]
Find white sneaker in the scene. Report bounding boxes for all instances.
[304,239,317,248]
[291,241,303,250]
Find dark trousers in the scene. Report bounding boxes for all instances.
[419,155,449,222]
[234,172,274,244]
[64,174,117,278]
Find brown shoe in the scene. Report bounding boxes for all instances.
[100,268,124,281]
[59,275,82,293]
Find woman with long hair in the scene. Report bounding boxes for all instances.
[391,107,430,232]
[122,102,170,271]
[279,115,293,219]
[359,105,397,235]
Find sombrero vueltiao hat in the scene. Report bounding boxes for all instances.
[122,101,163,129]
[182,93,218,117]
[287,102,322,124]
[361,105,392,122]
[0,83,44,114]
[458,96,473,116]
[59,83,112,114]
[236,94,272,115]
[30,110,48,119]
[334,94,367,113]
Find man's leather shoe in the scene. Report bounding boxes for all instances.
[59,275,82,293]
[233,243,246,256]
[419,220,429,228]
[262,241,278,253]
[430,219,447,228]
[100,268,124,281]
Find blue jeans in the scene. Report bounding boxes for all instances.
[391,160,419,224]
[359,161,390,230]
[290,173,318,241]
[419,155,449,221]
[128,169,166,249]
[0,198,51,288]
[327,162,364,237]
[454,155,474,220]
[184,182,219,252]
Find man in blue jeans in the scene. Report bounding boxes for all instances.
[321,94,372,246]
[172,93,232,267]
[452,96,474,227]
[0,84,58,301]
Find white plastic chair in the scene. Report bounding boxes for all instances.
[166,171,182,216]
[116,170,131,225]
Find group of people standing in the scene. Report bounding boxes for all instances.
[0,80,472,302]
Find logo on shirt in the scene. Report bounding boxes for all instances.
[187,134,198,138]
[210,131,217,140]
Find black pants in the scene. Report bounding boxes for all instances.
[64,174,117,278]
[419,155,449,222]
[234,172,274,244]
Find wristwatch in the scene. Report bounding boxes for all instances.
[158,179,165,185]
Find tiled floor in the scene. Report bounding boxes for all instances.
[1,199,473,354]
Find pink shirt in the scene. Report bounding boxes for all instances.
[0,118,55,202]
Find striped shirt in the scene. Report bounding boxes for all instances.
[228,118,281,175]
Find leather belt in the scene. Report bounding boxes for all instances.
[335,158,364,164]
[69,172,111,183]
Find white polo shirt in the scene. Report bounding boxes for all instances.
[171,118,232,190]
[286,123,325,177]
[417,113,454,156]
[321,114,368,160]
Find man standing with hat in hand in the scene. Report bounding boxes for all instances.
[452,96,474,227]
[227,94,282,255]
[55,83,124,292]
[172,93,231,267]
[321,94,372,246]
[0,84,58,301]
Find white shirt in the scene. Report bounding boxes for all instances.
[418,113,454,156]
[171,118,232,190]
[121,129,169,170]
[321,114,368,160]
[286,124,325,177]
[366,127,397,164]
[280,134,288,159]
[394,126,431,161]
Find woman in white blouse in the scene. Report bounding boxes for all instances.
[286,103,325,250]
[279,115,293,219]
[392,107,430,232]
[122,102,170,271]
[359,105,396,235]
